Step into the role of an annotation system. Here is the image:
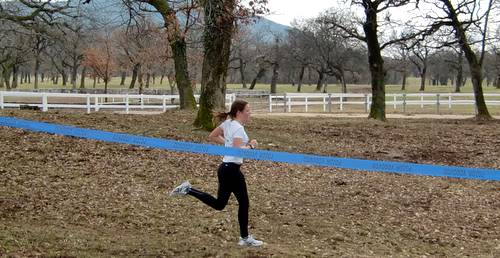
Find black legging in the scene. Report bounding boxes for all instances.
[187,162,250,238]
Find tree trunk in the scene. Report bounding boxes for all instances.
[442,0,491,120]
[316,70,324,91]
[419,68,426,91]
[160,74,165,85]
[249,68,265,90]
[2,66,11,90]
[138,70,144,94]
[130,63,140,89]
[62,70,68,86]
[34,55,41,89]
[469,62,491,119]
[146,73,151,88]
[495,74,500,89]
[4,74,11,90]
[363,5,386,121]
[120,71,126,86]
[93,76,96,88]
[152,73,156,85]
[146,0,196,109]
[238,53,246,88]
[71,63,78,89]
[171,40,196,109]
[11,65,18,89]
[341,70,347,94]
[455,50,463,92]
[270,62,279,94]
[401,71,406,91]
[194,0,236,130]
[80,66,86,89]
[297,65,305,92]
[104,80,108,94]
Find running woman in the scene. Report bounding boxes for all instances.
[170,100,263,247]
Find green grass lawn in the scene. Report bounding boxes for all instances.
[7,76,500,94]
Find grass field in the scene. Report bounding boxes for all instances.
[1,110,499,257]
[8,76,500,94]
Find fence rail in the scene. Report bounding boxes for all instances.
[0,91,236,114]
[269,93,500,113]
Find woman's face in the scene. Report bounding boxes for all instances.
[237,104,252,124]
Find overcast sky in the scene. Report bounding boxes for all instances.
[263,0,497,27]
[264,0,339,26]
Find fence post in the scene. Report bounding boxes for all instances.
[95,96,99,111]
[436,93,440,114]
[162,95,166,112]
[393,95,397,110]
[323,97,326,112]
[340,93,344,111]
[269,94,273,112]
[126,94,130,114]
[283,93,287,113]
[403,93,407,113]
[140,94,144,110]
[0,91,4,110]
[42,93,48,112]
[448,95,452,109]
[420,93,424,109]
[364,94,368,113]
[305,97,308,112]
[328,93,332,112]
[288,94,292,112]
[86,94,91,114]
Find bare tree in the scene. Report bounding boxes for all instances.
[194,0,269,130]
[85,0,198,109]
[287,26,314,92]
[425,0,496,119]
[409,40,433,91]
[322,1,428,121]
[194,0,237,129]
[228,25,254,89]
[83,33,117,94]
[0,0,71,26]
[0,21,32,90]
[389,42,411,90]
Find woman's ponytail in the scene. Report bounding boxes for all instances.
[214,100,248,122]
[216,112,229,122]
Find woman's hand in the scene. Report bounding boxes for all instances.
[249,139,258,149]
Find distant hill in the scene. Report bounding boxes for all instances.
[247,16,290,39]
[80,0,290,39]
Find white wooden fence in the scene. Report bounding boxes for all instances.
[0,91,236,114]
[269,93,500,113]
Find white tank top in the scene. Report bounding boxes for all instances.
[219,119,249,164]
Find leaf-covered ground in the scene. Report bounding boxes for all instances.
[1,109,499,257]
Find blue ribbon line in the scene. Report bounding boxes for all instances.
[0,116,499,181]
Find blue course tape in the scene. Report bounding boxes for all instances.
[0,116,499,181]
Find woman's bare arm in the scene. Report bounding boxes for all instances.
[208,127,225,145]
